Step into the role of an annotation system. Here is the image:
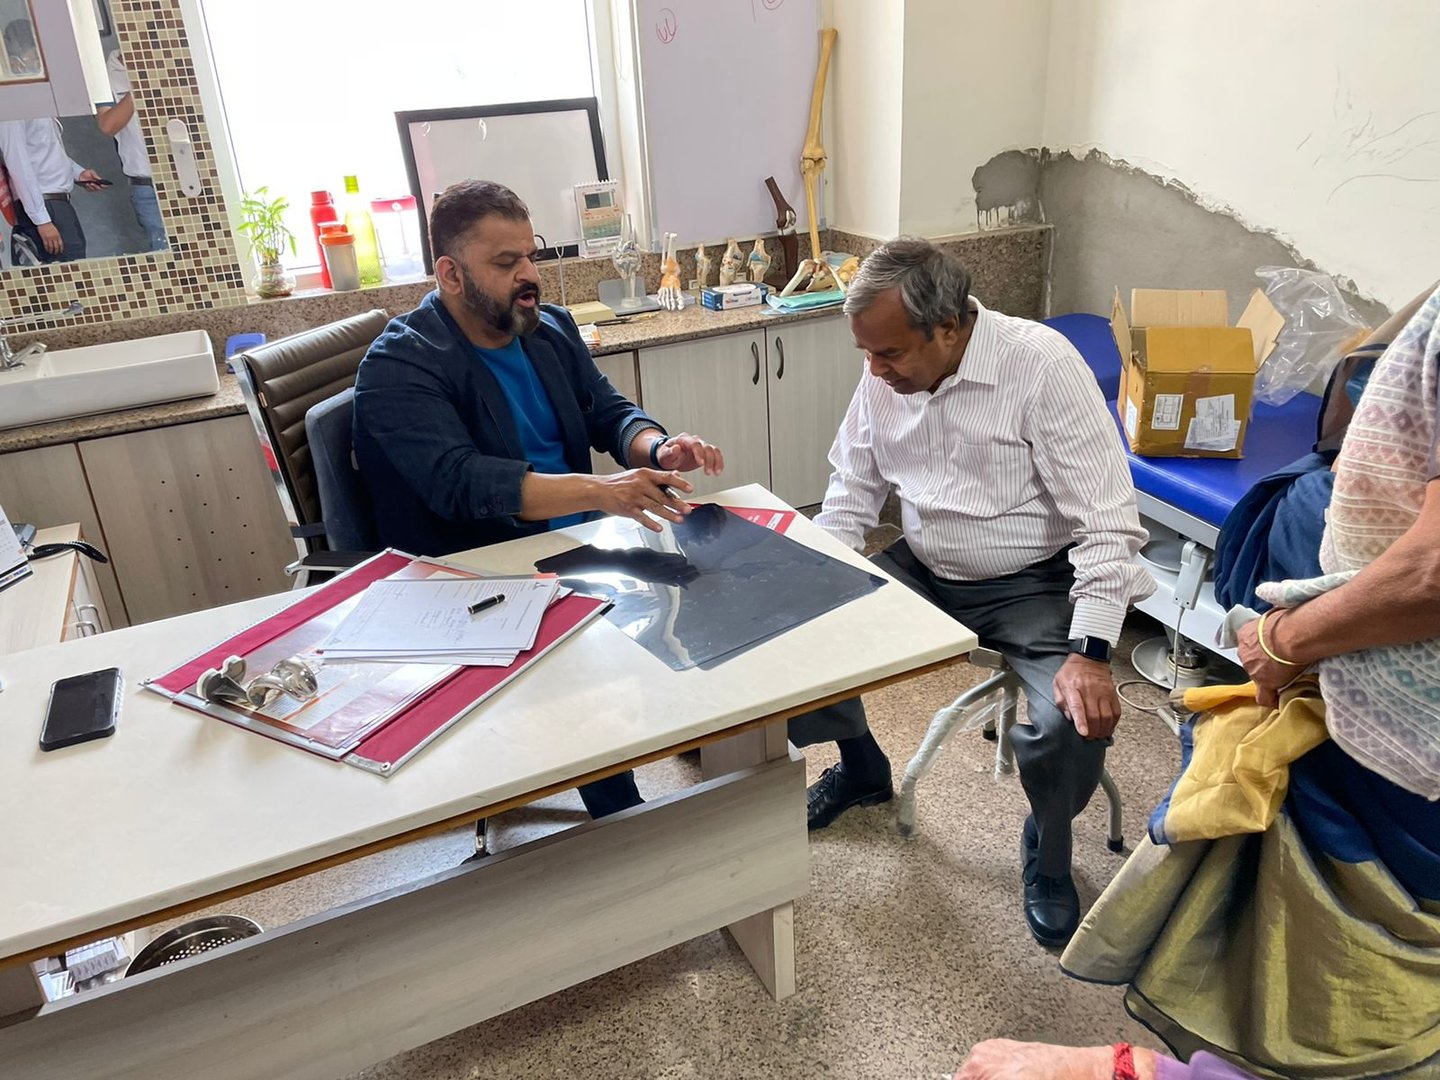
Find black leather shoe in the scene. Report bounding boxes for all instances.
[1022,816,1079,946]
[1023,871,1080,948]
[1021,814,1039,883]
[806,762,893,831]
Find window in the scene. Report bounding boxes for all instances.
[194,0,597,273]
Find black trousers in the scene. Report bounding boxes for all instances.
[789,540,1108,877]
[12,196,86,264]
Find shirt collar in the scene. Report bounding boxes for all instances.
[951,298,1001,387]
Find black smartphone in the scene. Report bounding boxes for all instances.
[39,668,122,751]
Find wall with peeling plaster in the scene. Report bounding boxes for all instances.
[897,0,1050,236]
[1040,0,1438,314]
[1039,150,1392,326]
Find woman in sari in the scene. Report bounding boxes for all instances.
[1060,284,1440,1079]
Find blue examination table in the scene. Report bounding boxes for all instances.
[1043,313,1321,661]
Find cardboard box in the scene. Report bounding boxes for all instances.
[1111,287,1265,458]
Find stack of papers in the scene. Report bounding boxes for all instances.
[320,577,559,665]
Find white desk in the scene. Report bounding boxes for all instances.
[0,485,975,1080]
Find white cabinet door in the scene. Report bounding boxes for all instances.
[765,316,864,508]
[590,351,640,476]
[637,333,771,499]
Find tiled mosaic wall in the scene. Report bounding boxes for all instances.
[0,0,247,327]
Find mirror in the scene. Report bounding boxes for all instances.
[0,0,169,267]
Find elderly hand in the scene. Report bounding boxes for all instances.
[954,1039,1118,1080]
[1236,610,1306,709]
[656,433,724,476]
[1053,654,1122,739]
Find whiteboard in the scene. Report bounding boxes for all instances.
[635,0,821,247]
[399,101,604,267]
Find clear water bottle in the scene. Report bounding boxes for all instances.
[341,175,383,286]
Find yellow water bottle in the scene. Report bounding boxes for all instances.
[342,175,383,286]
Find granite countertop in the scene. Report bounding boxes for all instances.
[589,299,846,355]
[0,371,249,454]
[0,300,846,454]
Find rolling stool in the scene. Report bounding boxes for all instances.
[896,647,1124,852]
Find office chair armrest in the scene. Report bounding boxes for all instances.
[284,550,378,588]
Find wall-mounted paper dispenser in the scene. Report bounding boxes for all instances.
[166,118,201,197]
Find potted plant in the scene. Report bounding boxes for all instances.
[237,187,297,298]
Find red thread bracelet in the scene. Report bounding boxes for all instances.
[1113,1042,1140,1080]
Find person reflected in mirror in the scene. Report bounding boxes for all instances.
[0,20,106,265]
[96,50,167,251]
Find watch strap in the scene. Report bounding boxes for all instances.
[648,434,670,468]
[1069,635,1113,662]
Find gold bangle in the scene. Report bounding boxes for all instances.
[1256,609,1303,667]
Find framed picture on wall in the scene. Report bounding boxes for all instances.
[395,98,607,270]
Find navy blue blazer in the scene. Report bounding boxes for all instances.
[353,291,661,557]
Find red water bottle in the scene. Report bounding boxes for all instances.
[309,190,339,289]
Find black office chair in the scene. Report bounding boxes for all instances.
[233,309,389,585]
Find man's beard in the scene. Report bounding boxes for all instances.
[460,269,540,336]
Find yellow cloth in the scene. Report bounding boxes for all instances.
[1161,677,1328,842]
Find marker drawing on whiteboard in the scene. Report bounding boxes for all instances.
[656,7,677,44]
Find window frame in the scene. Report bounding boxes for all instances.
[176,0,638,295]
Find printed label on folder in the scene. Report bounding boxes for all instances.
[1184,394,1241,452]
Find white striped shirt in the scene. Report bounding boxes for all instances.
[816,299,1154,645]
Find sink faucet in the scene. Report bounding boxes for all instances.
[0,300,85,371]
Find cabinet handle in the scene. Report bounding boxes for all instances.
[750,341,760,385]
[775,337,785,380]
[77,603,100,620]
[78,618,99,637]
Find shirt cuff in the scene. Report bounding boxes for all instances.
[618,418,663,468]
[1067,597,1127,646]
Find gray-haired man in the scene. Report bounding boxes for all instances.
[793,238,1152,946]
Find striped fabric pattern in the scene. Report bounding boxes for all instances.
[816,299,1153,644]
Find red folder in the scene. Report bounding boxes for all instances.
[144,551,609,775]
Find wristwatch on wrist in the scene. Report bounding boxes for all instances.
[648,434,670,468]
[1069,635,1113,663]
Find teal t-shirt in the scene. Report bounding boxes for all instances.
[472,337,585,531]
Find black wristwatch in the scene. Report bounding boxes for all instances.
[648,434,670,468]
[1069,636,1113,663]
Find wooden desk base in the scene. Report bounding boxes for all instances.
[0,726,807,1080]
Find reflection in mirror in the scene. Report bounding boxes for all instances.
[0,0,45,84]
[0,1,167,267]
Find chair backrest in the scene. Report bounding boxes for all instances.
[304,386,378,552]
[235,309,389,548]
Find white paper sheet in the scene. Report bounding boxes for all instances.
[321,577,557,661]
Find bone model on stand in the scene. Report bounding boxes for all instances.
[780,27,860,297]
[656,231,685,311]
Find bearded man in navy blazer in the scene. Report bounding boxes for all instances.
[355,179,725,825]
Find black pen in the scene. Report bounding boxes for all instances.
[467,594,506,616]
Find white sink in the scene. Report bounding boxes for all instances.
[0,330,219,431]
